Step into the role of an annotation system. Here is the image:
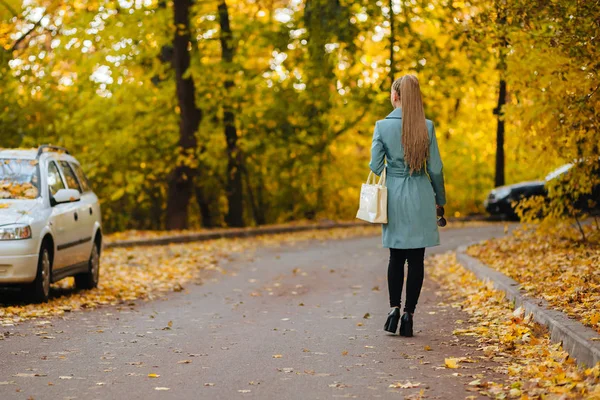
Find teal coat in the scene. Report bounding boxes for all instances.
[369,108,446,249]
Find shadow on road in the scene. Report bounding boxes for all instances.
[0,284,80,306]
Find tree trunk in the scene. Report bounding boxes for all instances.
[494,1,508,187]
[493,1,507,188]
[389,0,395,86]
[242,165,266,226]
[254,176,266,225]
[218,0,244,227]
[494,79,506,187]
[195,184,217,228]
[166,0,202,230]
[303,0,335,219]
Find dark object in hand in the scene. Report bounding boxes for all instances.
[436,206,447,227]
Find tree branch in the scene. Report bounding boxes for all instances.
[574,214,587,242]
[11,14,46,51]
[330,108,368,139]
[585,83,600,103]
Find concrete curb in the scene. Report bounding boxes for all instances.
[103,216,497,249]
[104,221,372,249]
[456,246,600,368]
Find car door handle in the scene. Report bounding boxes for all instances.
[74,212,78,221]
[89,207,93,215]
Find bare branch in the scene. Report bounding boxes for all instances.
[11,14,46,51]
[574,214,587,242]
[585,84,600,103]
[331,108,368,139]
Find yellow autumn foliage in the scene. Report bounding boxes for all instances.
[2,0,596,231]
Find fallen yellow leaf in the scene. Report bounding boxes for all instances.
[428,251,600,399]
[445,358,459,369]
[389,381,421,389]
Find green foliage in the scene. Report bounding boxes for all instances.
[0,0,597,231]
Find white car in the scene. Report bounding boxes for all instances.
[0,145,102,302]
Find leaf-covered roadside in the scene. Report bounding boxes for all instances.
[428,252,600,399]
[0,226,380,327]
[103,220,366,243]
[467,225,600,334]
[104,220,498,244]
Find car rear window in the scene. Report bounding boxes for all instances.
[59,161,82,193]
[0,159,40,199]
[69,162,92,192]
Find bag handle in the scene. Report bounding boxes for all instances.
[366,171,375,185]
[366,167,387,187]
[377,166,386,187]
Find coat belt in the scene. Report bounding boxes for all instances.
[386,168,426,178]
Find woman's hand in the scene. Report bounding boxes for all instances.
[436,205,447,227]
[436,205,445,217]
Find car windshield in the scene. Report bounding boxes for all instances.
[0,159,40,199]
[545,163,573,182]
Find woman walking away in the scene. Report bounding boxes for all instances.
[369,75,446,337]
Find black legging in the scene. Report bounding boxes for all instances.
[387,248,425,313]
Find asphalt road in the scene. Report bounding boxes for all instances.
[0,225,513,400]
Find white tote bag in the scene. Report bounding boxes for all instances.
[356,167,388,224]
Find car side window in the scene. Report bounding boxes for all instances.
[59,161,82,193]
[47,161,65,195]
[69,162,91,192]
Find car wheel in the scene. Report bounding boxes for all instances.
[75,242,100,290]
[28,244,51,303]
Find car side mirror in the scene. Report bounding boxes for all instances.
[52,188,81,206]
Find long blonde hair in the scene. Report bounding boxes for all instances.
[392,75,429,173]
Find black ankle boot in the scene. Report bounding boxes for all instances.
[384,308,400,334]
[399,312,413,337]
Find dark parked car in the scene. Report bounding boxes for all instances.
[484,162,600,220]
